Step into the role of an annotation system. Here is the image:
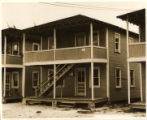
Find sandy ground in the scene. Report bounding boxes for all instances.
[2,102,146,119]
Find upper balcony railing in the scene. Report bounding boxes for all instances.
[2,54,23,65]
[24,46,107,64]
[129,42,146,58]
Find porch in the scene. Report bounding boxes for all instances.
[23,97,108,108]
[130,102,146,110]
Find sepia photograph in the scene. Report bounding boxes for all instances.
[1,0,146,119]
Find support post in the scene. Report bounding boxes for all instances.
[126,18,130,104]
[90,23,94,100]
[106,27,110,101]
[3,35,7,97]
[40,66,42,93]
[139,63,143,102]
[40,36,42,50]
[53,28,56,99]
[22,33,26,97]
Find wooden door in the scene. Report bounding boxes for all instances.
[76,68,86,96]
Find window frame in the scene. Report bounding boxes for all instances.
[12,42,19,55]
[130,69,135,87]
[12,72,19,89]
[48,36,54,49]
[114,33,120,53]
[93,67,100,88]
[115,67,121,88]
[93,30,100,46]
[89,66,101,88]
[32,71,39,88]
[75,33,86,47]
[32,43,40,51]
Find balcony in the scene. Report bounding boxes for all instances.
[129,42,146,62]
[2,54,23,65]
[24,46,107,65]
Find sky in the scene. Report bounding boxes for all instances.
[1,0,146,32]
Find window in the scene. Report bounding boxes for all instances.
[115,67,121,88]
[7,43,12,54]
[12,72,19,88]
[75,33,86,47]
[48,37,54,49]
[93,31,99,46]
[94,67,100,87]
[130,70,135,87]
[12,42,19,55]
[114,33,120,53]
[33,43,39,51]
[32,71,39,88]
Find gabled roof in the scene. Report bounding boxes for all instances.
[2,28,22,36]
[23,14,137,35]
[117,9,145,25]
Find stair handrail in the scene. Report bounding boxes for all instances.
[38,64,74,95]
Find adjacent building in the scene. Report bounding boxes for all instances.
[117,9,146,109]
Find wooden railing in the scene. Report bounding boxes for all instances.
[129,42,146,58]
[24,46,107,63]
[2,54,22,65]
[93,46,107,59]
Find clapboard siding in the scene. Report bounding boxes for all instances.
[25,66,41,97]
[142,62,146,102]
[108,28,128,101]
[25,50,54,63]
[94,47,107,59]
[140,25,145,42]
[25,63,106,98]
[2,68,22,97]
[55,47,91,60]
[129,43,146,58]
[130,63,140,99]
[2,55,23,65]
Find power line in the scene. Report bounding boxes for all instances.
[40,2,136,12]
[57,2,135,11]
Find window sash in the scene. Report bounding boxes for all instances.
[115,68,121,88]
[48,37,54,49]
[114,33,120,52]
[75,33,86,47]
[33,43,40,51]
[12,42,19,55]
[32,72,39,88]
[93,67,100,87]
[93,31,99,46]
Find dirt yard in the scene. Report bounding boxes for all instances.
[2,102,146,119]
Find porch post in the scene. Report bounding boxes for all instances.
[22,33,26,97]
[40,66,43,93]
[106,27,110,101]
[40,36,42,50]
[90,23,94,100]
[53,28,56,99]
[139,63,143,102]
[126,18,130,104]
[3,35,7,97]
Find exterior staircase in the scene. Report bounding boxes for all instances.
[38,64,74,97]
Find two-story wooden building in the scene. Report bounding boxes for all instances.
[2,15,141,108]
[117,9,146,109]
[2,28,23,102]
